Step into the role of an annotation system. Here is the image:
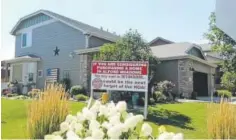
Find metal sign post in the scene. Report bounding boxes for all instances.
[144,91,148,119]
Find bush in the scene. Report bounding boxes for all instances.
[191,91,197,100]
[153,91,167,103]
[60,78,71,91]
[70,85,85,95]
[27,84,69,139]
[156,81,176,100]
[221,72,236,91]
[44,100,184,139]
[217,90,232,98]
[207,99,236,139]
[75,94,88,101]
[149,98,155,105]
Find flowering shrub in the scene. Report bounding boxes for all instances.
[44,100,183,140]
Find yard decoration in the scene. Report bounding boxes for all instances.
[44,100,184,140]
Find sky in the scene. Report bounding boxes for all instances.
[0,0,215,60]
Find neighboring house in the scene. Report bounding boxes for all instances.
[150,41,216,98]
[4,9,119,93]
[199,44,224,89]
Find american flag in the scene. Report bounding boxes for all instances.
[46,68,59,82]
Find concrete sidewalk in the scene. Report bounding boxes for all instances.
[177,97,236,104]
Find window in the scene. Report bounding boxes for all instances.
[38,70,43,78]
[21,31,32,48]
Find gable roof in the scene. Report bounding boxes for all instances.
[11,10,120,42]
[151,42,216,67]
[149,37,174,45]
[198,43,212,51]
[151,42,204,58]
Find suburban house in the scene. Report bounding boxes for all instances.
[2,9,217,98]
[3,9,119,94]
[149,40,216,97]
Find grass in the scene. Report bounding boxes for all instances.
[2,99,212,139]
[1,99,85,139]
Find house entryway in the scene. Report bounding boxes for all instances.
[193,71,208,96]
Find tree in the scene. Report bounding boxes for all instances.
[204,12,236,72]
[204,12,236,91]
[94,29,159,97]
[221,72,236,92]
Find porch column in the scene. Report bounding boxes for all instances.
[208,68,215,97]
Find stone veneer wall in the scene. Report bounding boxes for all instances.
[79,54,93,93]
[178,59,194,98]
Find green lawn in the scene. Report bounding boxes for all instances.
[1,99,208,139]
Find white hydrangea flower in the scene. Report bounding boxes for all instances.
[82,108,96,120]
[83,137,93,140]
[116,101,127,112]
[109,113,121,125]
[124,116,138,130]
[89,120,100,131]
[44,135,55,140]
[91,128,104,139]
[101,121,112,130]
[135,115,144,123]
[126,113,134,119]
[108,101,116,109]
[157,132,175,140]
[66,130,80,140]
[141,123,152,136]
[172,133,184,140]
[77,112,85,123]
[107,125,122,139]
[107,107,118,117]
[117,123,128,133]
[65,114,77,123]
[52,135,63,140]
[74,123,83,133]
[60,121,69,133]
[98,105,108,116]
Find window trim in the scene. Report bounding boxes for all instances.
[38,70,43,78]
[21,31,32,48]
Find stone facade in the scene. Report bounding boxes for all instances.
[178,59,193,98]
[79,54,93,92]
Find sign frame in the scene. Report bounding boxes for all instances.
[90,61,149,119]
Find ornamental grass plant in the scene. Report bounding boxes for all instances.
[27,84,69,139]
[207,98,236,139]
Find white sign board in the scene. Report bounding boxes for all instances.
[90,61,149,119]
[91,61,148,92]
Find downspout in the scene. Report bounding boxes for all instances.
[85,33,92,48]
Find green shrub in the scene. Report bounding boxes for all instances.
[217,90,232,98]
[75,94,88,101]
[191,91,198,100]
[60,78,71,91]
[153,91,167,103]
[70,85,85,95]
[156,81,176,100]
[149,98,155,105]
